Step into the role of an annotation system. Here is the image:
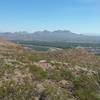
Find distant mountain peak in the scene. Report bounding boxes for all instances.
[53,30,71,33]
[0,30,100,43]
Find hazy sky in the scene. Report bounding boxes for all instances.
[0,0,100,35]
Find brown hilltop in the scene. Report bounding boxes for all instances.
[0,38,21,49]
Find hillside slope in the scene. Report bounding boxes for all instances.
[0,39,100,100]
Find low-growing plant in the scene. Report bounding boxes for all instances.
[29,65,48,80]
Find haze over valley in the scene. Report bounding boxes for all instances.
[0,30,100,55]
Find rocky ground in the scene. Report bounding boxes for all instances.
[0,39,100,100]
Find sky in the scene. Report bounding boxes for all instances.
[0,0,100,35]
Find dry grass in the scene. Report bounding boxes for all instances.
[0,39,100,100]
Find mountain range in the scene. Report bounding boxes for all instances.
[0,30,100,43]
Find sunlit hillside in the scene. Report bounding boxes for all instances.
[0,39,100,100]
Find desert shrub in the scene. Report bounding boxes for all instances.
[42,84,69,100]
[47,69,63,81]
[73,74,100,100]
[0,80,36,100]
[60,68,74,81]
[29,65,47,80]
[47,67,74,81]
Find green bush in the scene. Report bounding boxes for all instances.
[73,74,100,100]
